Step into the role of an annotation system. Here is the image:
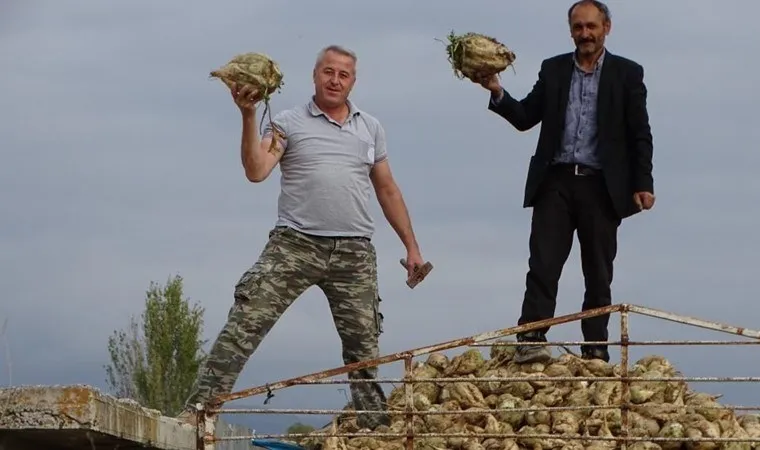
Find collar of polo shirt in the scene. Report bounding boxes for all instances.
[307,96,361,119]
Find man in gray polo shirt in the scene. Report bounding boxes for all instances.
[180,45,425,430]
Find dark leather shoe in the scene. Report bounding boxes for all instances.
[581,346,610,362]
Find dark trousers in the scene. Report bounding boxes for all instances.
[518,164,621,351]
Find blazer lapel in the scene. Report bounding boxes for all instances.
[596,51,614,133]
[557,53,574,125]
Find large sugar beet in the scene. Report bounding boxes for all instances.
[443,31,516,81]
[210,52,284,101]
[210,52,285,153]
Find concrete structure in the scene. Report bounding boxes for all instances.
[0,384,253,450]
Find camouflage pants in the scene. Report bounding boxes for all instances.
[185,226,388,429]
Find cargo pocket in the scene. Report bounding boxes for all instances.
[233,261,271,303]
[233,235,279,304]
[374,295,384,337]
[366,242,383,337]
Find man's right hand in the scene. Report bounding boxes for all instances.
[472,74,503,102]
[472,74,500,93]
[230,83,261,114]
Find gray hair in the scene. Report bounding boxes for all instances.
[314,45,358,71]
[567,0,611,24]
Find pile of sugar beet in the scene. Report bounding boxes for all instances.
[300,341,760,450]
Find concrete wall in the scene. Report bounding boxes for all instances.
[0,385,253,450]
[0,417,254,450]
[0,384,266,450]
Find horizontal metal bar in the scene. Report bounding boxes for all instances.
[624,340,760,345]
[211,432,760,443]
[211,403,760,415]
[218,375,760,387]
[474,340,760,346]
[212,405,617,415]
[628,304,760,339]
[212,304,623,405]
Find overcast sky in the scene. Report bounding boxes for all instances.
[2,0,759,426]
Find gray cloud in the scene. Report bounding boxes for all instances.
[1,0,759,423]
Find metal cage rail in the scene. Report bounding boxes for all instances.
[194,303,760,449]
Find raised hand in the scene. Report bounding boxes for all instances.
[230,83,262,113]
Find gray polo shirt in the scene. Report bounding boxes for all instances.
[262,98,388,238]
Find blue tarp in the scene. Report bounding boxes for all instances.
[251,438,306,450]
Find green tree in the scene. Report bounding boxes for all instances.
[286,422,316,443]
[104,274,207,416]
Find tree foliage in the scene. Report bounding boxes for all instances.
[286,422,316,443]
[104,274,207,416]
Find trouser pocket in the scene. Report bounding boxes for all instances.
[374,294,384,336]
[233,227,287,303]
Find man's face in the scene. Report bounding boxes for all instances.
[569,3,610,57]
[313,50,356,108]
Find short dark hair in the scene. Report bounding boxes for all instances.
[567,0,611,24]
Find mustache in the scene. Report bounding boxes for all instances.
[578,37,595,44]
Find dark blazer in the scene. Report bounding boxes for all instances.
[488,50,654,220]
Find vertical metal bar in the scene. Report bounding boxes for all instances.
[195,403,205,450]
[195,403,206,450]
[198,402,216,450]
[404,356,414,450]
[619,308,630,450]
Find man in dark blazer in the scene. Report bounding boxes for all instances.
[476,0,655,363]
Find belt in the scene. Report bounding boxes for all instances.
[279,226,372,242]
[553,163,601,176]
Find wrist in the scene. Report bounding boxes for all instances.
[405,240,420,254]
[241,108,257,122]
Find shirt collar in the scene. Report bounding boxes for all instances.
[307,96,360,118]
[573,47,606,72]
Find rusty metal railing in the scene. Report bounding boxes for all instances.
[195,303,760,449]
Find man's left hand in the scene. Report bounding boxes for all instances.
[403,248,425,279]
[633,191,656,211]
